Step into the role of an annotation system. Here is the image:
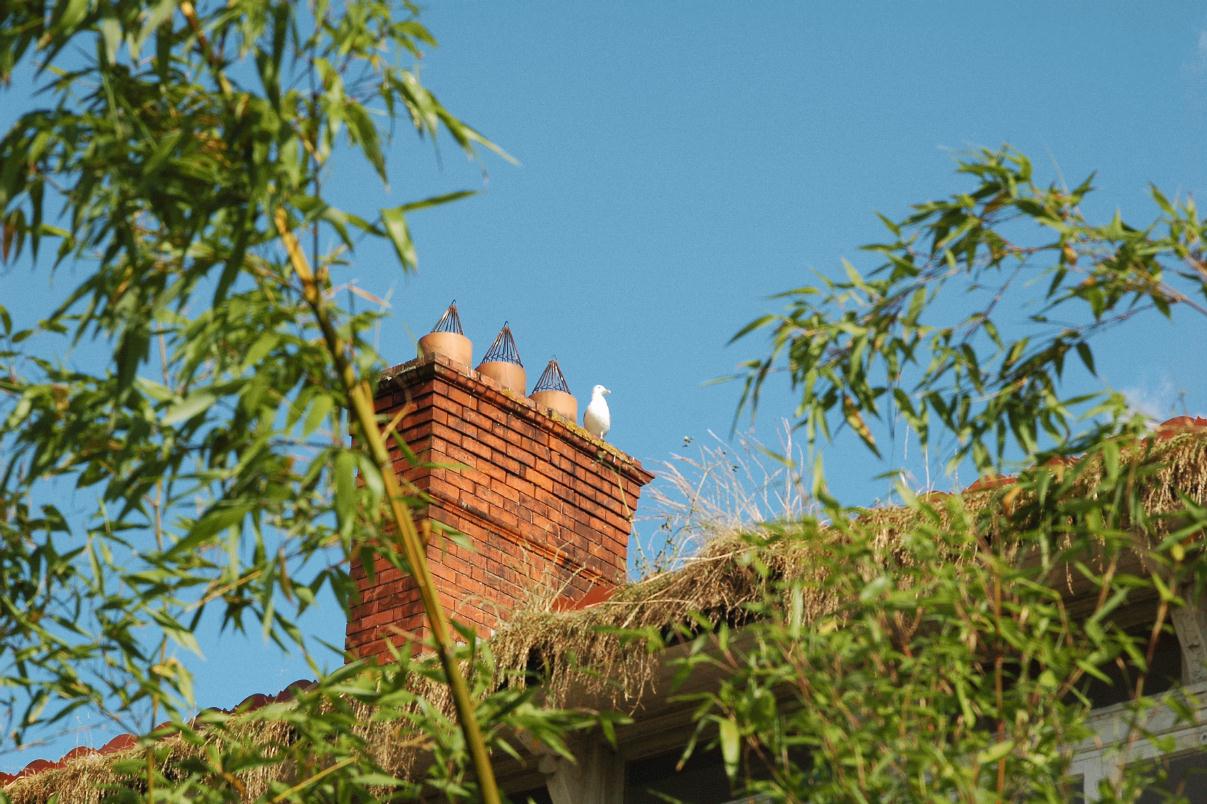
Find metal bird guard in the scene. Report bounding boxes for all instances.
[533,359,571,394]
[482,323,523,366]
[430,300,464,335]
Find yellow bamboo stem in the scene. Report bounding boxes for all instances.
[274,208,499,802]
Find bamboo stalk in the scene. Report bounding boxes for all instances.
[274,208,500,802]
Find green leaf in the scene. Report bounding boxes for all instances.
[717,717,740,779]
[356,453,384,502]
[394,189,476,214]
[241,332,279,370]
[351,773,405,787]
[842,394,880,457]
[56,0,89,33]
[171,504,248,556]
[1075,342,1096,376]
[144,130,184,177]
[842,258,869,292]
[98,17,122,63]
[163,391,218,425]
[345,100,386,181]
[335,450,357,533]
[136,0,176,54]
[976,740,1014,765]
[381,206,416,271]
[303,394,334,437]
[728,314,777,345]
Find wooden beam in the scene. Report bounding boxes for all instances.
[540,741,625,804]
[1169,585,1207,685]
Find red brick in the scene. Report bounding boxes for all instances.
[526,468,555,493]
[488,505,520,530]
[443,443,479,468]
[449,471,475,493]
[478,430,506,453]
[426,476,458,501]
[463,437,493,461]
[447,387,477,410]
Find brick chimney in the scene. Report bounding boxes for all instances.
[346,353,654,660]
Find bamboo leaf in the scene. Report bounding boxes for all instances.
[335,450,357,533]
[163,390,218,425]
[380,206,416,271]
[718,717,740,779]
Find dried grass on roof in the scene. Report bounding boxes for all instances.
[4,718,299,804]
[7,752,129,804]
[8,433,1207,801]
[488,431,1207,710]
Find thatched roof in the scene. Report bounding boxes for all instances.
[7,429,1207,801]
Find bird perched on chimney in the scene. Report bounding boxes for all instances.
[584,385,611,440]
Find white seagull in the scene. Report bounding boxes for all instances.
[583,384,611,440]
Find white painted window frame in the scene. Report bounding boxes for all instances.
[1070,678,1207,796]
[1069,584,1207,799]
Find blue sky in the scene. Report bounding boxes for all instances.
[372,1,1207,502]
[4,2,1207,771]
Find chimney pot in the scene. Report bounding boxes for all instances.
[417,301,472,369]
[476,322,526,393]
[530,358,577,421]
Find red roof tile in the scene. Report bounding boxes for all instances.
[60,746,99,762]
[959,417,1207,496]
[17,758,60,778]
[552,583,616,612]
[3,678,316,786]
[99,733,136,755]
[1157,416,1207,440]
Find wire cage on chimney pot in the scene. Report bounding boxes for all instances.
[431,302,464,334]
[530,358,577,421]
[475,322,526,393]
[417,300,472,370]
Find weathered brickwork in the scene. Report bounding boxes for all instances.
[346,354,654,661]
